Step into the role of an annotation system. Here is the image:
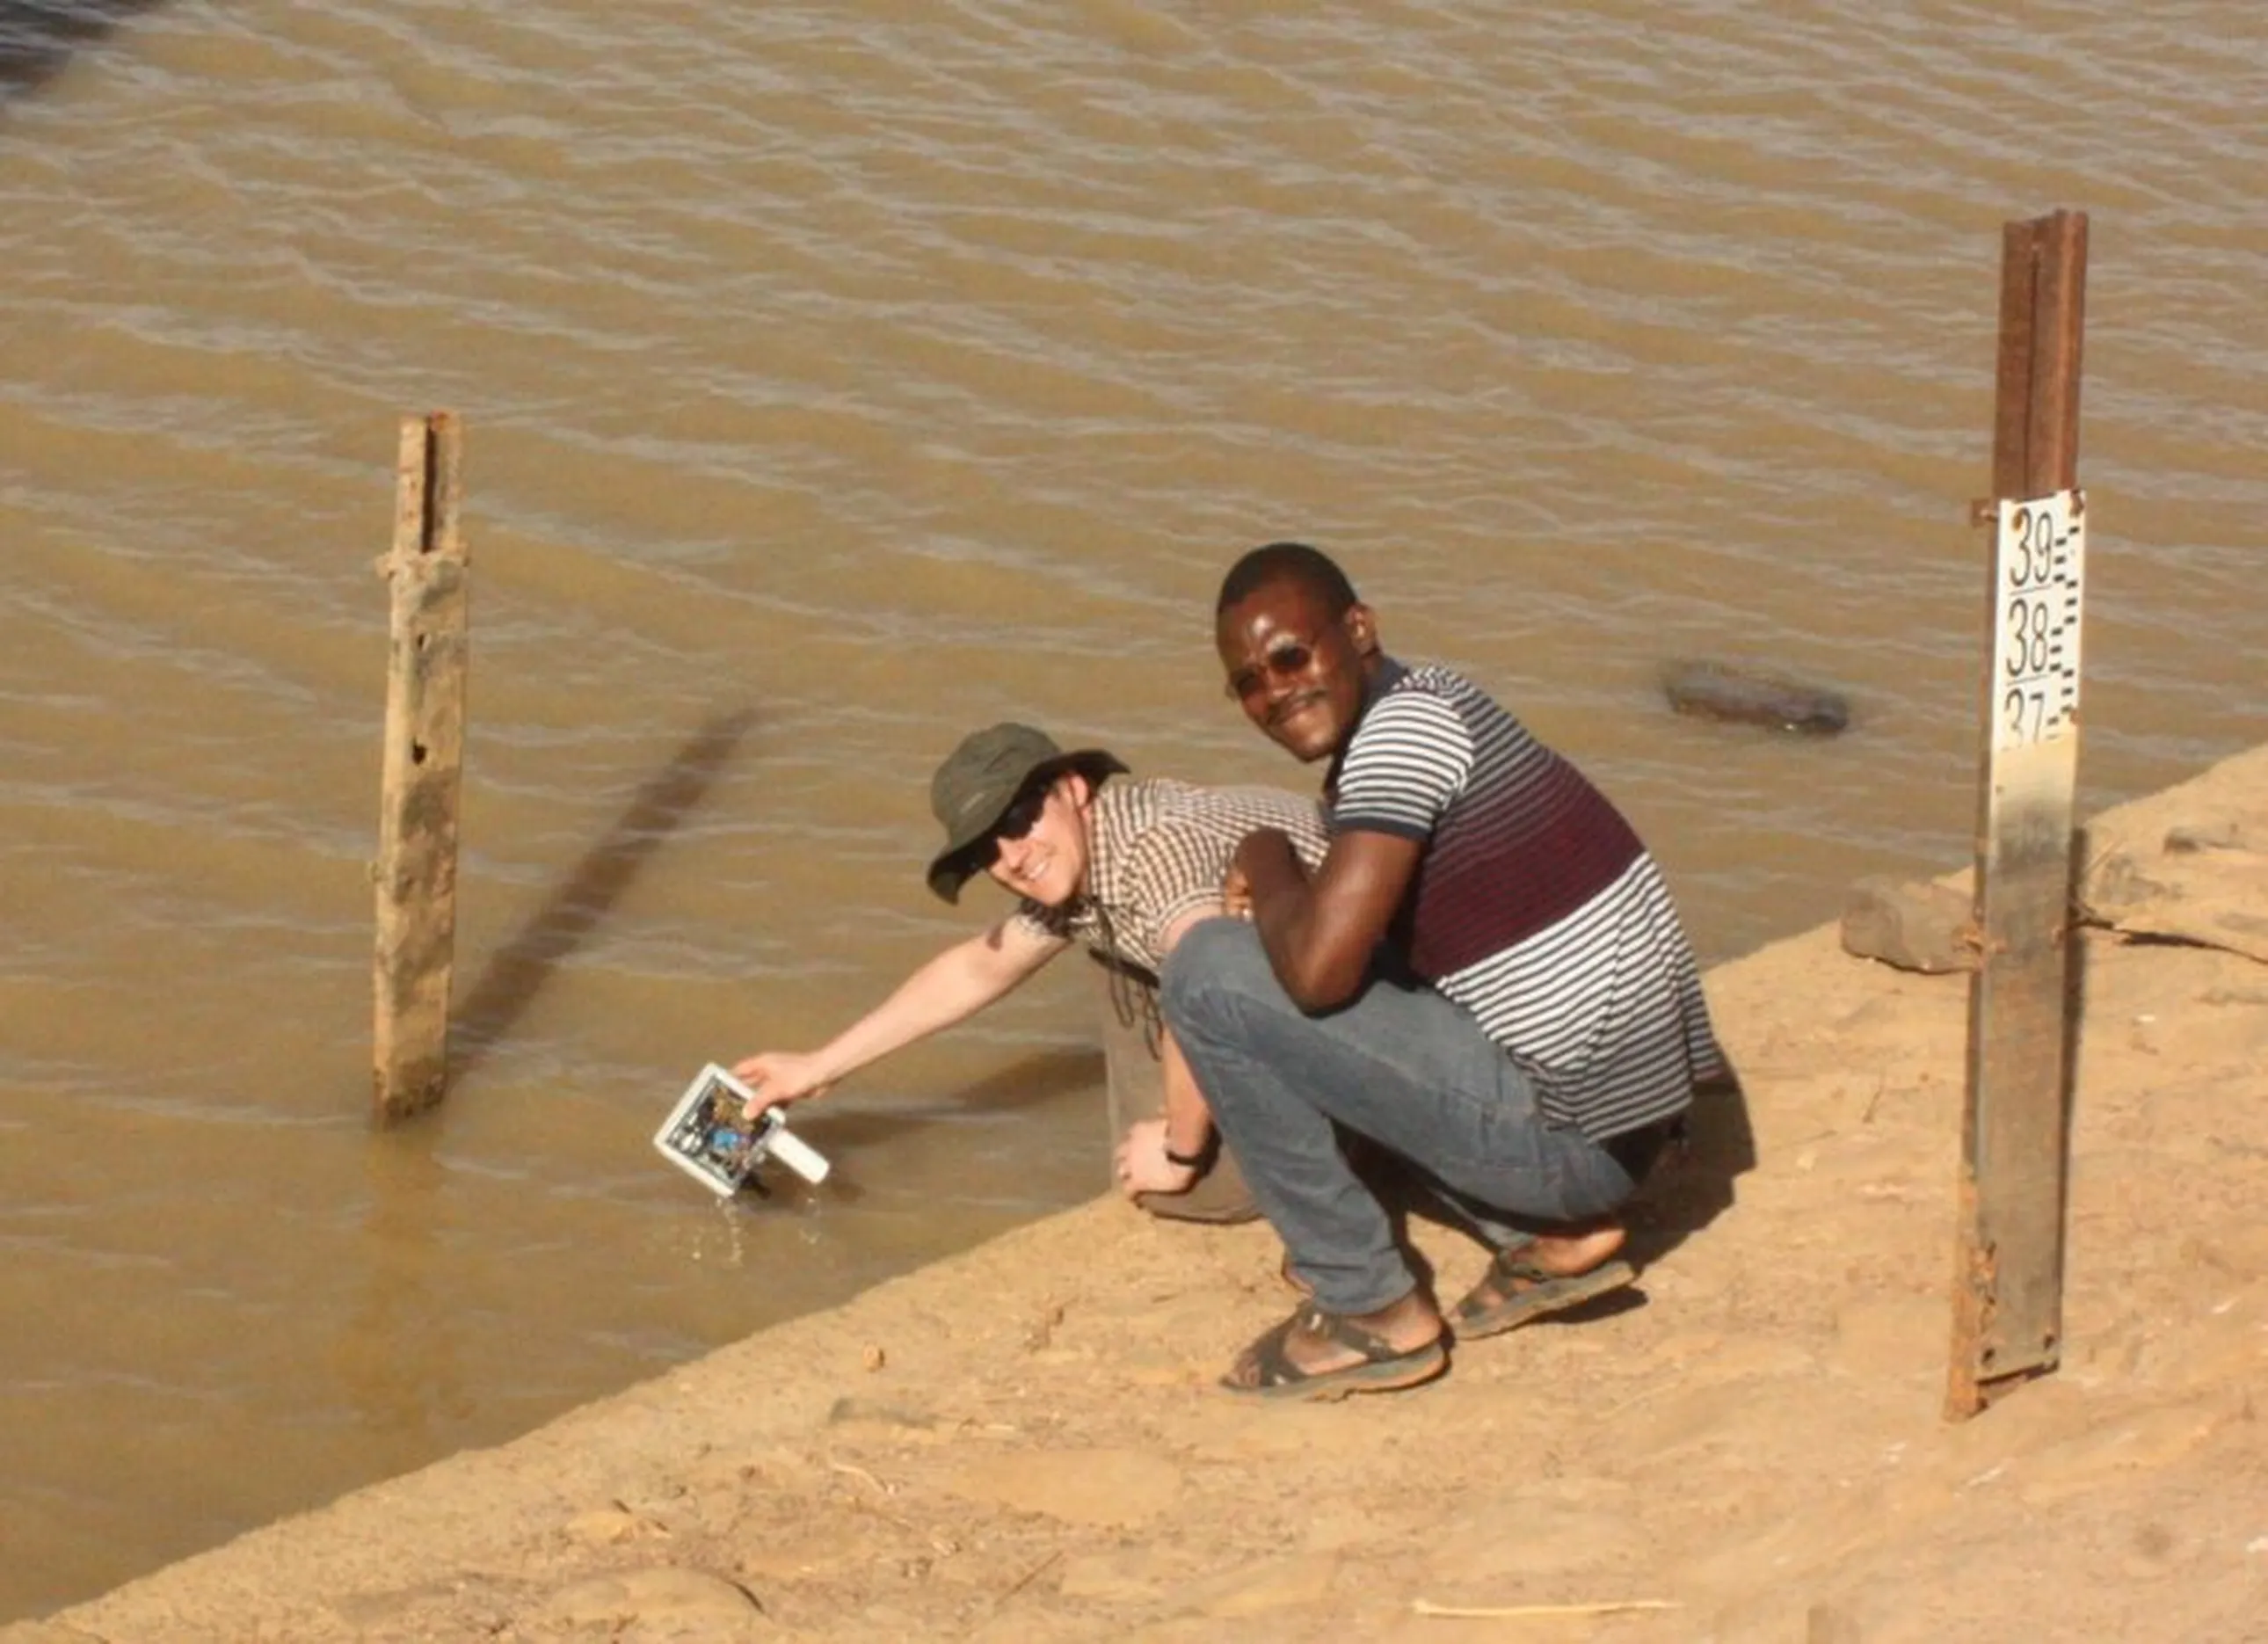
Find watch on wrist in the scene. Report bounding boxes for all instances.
[1163,1132,1217,1172]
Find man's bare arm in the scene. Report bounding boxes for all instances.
[1235,826,1423,1011]
[734,918,1065,1113]
[1110,906,1231,1197]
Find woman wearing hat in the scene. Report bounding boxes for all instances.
[731,722,1328,1220]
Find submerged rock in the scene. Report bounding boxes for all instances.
[1662,660,1850,735]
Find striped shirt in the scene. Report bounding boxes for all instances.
[1015,777,1330,976]
[1328,658,1723,1140]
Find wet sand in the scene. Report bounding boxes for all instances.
[9,746,2266,1643]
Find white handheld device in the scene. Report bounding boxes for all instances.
[652,1063,831,1195]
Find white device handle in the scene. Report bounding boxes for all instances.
[760,1120,831,1186]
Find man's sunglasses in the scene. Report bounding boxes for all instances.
[1225,634,1320,702]
[977,779,1054,866]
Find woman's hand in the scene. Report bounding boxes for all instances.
[1113,1117,1199,1199]
[731,1051,830,1119]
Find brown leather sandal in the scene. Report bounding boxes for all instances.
[1223,1305,1449,1402]
[1450,1250,1637,1340]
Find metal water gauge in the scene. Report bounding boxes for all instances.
[1989,489,2085,751]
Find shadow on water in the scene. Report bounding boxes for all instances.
[0,0,160,99]
[449,706,760,1083]
[812,1047,1107,1151]
[741,1048,1109,1210]
[345,709,761,1429]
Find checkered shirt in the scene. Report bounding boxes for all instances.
[1014,777,1329,976]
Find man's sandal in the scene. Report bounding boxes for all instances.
[1450,1249,1637,1340]
[1222,1305,1449,1402]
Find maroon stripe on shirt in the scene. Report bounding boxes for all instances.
[1400,755,1642,979]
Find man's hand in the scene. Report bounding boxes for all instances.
[1230,827,1296,898]
[1220,860,1254,920]
[1113,1118,1198,1199]
[731,1051,830,1120]
[1235,823,1423,1011]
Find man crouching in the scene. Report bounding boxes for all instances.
[1164,542,1726,1400]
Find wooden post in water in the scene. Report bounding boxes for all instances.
[372,412,470,1124]
[1946,210,2090,1418]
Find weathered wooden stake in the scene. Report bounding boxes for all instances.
[373,412,470,1124]
[1946,210,2089,1418]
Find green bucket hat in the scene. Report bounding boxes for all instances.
[925,723,1128,903]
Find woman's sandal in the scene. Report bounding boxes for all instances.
[1222,1304,1449,1402]
[1450,1248,1637,1340]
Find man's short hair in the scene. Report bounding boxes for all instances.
[1216,542,1359,619]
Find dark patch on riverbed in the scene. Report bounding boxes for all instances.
[1662,659,1850,736]
[2,0,161,100]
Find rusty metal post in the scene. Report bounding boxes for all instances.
[1947,211,2089,1418]
[372,412,469,1124]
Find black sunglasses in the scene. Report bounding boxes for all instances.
[976,778,1054,867]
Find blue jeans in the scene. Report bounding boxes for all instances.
[1160,919,1636,1316]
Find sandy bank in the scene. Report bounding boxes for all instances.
[13,748,2268,1644]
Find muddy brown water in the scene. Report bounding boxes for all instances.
[2,0,2262,1621]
